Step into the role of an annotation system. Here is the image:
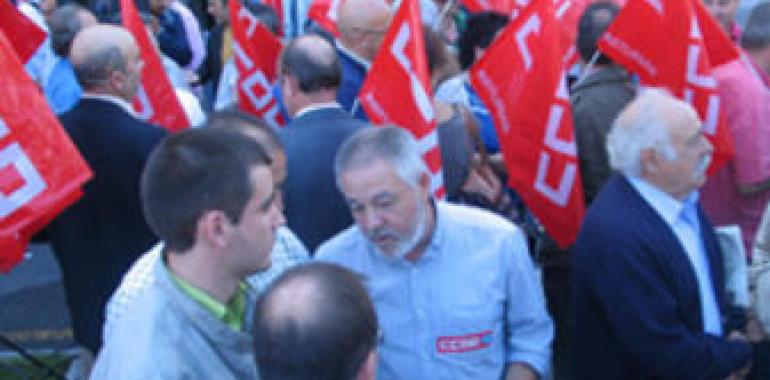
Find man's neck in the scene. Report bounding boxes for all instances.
[166,248,239,304]
[405,201,437,263]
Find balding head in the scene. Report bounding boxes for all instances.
[607,88,713,199]
[70,24,143,101]
[254,262,378,380]
[337,0,392,61]
[280,34,342,116]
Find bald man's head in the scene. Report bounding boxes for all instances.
[70,24,143,101]
[254,262,378,380]
[337,0,392,61]
[280,34,342,116]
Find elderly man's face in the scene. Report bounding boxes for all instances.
[340,159,429,258]
[651,112,714,199]
[702,0,740,33]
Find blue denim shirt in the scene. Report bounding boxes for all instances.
[317,202,553,379]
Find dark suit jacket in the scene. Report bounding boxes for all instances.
[48,98,167,353]
[280,106,365,253]
[572,175,751,380]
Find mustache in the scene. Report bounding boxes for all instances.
[367,227,401,243]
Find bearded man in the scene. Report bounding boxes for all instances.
[316,126,553,380]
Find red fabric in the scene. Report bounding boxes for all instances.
[461,0,519,15]
[308,0,342,37]
[598,0,734,175]
[0,1,47,64]
[469,0,585,248]
[0,33,92,272]
[263,0,284,36]
[230,0,286,128]
[691,0,740,68]
[359,0,444,198]
[121,0,190,132]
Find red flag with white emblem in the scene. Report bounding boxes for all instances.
[0,1,47,64]
[0,32,92,272]
[359,0,445,198]
[469,0,585,248]
[308,0,343,36]
[690,0,740,67]
[121,0,190,132]
[598,0,734,174]
[230,0,286,128]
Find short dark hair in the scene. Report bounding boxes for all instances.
[140,128,271,251]
[423,23,448,75]
[253,262,378,380]
[207,109,283,154]
[458,11,509,70]
[741,2,770,51]
[49,4,91,57]
[280,36,342,93]
[244,1,281,35]
[576,2,619,65]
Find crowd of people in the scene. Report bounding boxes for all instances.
[8,0,770,378]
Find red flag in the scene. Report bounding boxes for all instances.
[359,0,444,198]
[121,0,189,132]
[461,0,520,15]
[0,32,92,272]
[554,0,589,66]
[598,0,734,174]
[263,0,284,36]
[308,0,343,37]
[691,0,740,67]
[0,1,47,63]
[230,0,286,128]
[469,0,585,248]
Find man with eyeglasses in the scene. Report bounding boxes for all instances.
[317,126,553,380]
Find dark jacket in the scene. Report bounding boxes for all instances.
[571,175,752,380]
[281,106,365,252]
[570,66,635,205]
[48,98,166,353]
[335,45,369,121]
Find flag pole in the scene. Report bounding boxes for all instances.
[570,50,601,90]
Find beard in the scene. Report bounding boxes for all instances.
[367,202,427,260]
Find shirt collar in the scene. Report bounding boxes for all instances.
[169,271,249,332]
[81,93,137,117]
[294,102,342,119]
[627,176,699,227]
[335,39,371,70]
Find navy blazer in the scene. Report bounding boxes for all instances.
[280,107,365,253]
[47,98,166,353]
[572,175,751,379]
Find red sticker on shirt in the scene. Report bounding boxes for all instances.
[436,330,492,353]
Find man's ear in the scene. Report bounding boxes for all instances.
[354,350,378,380]
[418,171,431,198]
[196,210,232,249]
[640,148,658,175]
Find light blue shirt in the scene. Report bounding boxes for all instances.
[628,177,723,335]
[44,58,81,114]
[316,202,553,379]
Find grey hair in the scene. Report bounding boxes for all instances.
[334,126,429,189]
[606,88,679,177]
[48,5,90,57]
